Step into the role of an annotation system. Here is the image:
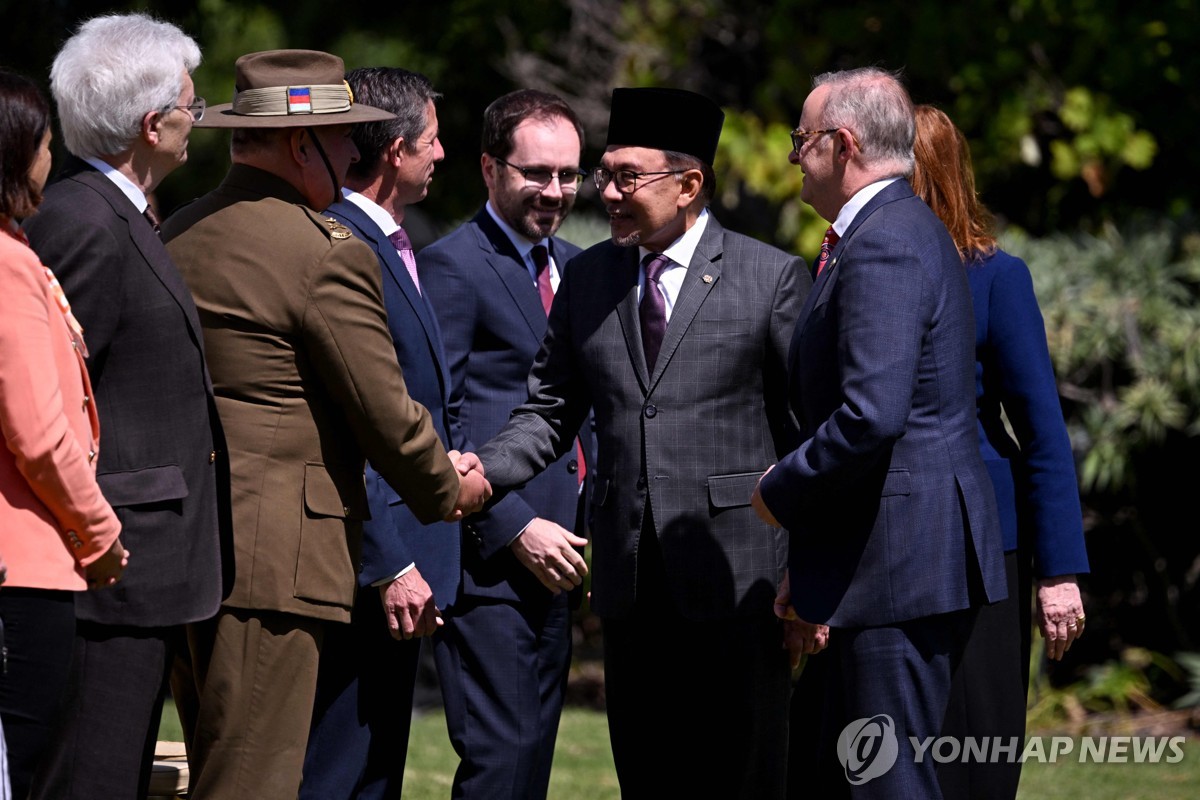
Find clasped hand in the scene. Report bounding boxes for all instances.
[445,450,492,521]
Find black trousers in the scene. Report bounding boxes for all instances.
[602,524,791,800]
[0,589,75,800]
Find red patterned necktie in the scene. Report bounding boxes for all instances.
[815,226,839,277]
[531,243,587,483]
[387,227,421,294]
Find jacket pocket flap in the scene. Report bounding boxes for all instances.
[881,469,912,497]
[707,471,765,509]
[304,463,368,520]
[97,465,188,507]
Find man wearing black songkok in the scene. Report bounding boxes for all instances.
[478,87,813,799]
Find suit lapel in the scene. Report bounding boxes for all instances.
[472,211,547,344]
[329,200,451,396]
[612,247,651,391]
[70,162,208,358]
[648,219,724,388]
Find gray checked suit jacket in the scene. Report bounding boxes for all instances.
[479,215,810,621]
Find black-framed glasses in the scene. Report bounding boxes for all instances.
[492,157,586,193]
[592,167,685,194]
[164,97,206,122]
[790,127,838,154]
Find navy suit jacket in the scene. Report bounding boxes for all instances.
[968,249,1089,577]
[478,215,808,621]
[326,198,459,608]
[419,209,586,604]
[23,157,224,627]
[759,180,1007,628]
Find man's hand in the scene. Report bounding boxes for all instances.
[1036,575,1085,661]
[751,466,781,528]
[445,450,492,521]
[86,538,129,590]
[379,568,442,640]
[774,571,829,668]
[511,518,588,594]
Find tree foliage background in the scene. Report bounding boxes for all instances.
[5,0,1199,706]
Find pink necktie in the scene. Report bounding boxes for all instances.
[531,244,554,315]
[815,226,839,277]
[387,227,421,294]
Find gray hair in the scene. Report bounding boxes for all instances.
[50,13,200,158]
[813,67,915,177]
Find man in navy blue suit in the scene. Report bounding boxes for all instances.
[418,89,590,800]
[300,66,462,799]
[752,67,1007,798]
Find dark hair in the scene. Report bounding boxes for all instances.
[481,89,584,160]
[0,69,51,218]
[663,149,715,205]
[344,67,441,180]
[910,104,996,260]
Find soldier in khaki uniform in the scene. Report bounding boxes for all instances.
[162,49,491,799]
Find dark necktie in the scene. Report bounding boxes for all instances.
[531,243,587,483]
[815,226,839,277]
[531,244,554,315]
[143,204,161,237]
[640,253,671,371]
[387,227,421,294]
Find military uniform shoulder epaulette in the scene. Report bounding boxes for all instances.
[324,217,354,241]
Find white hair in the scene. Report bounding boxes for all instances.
[50,13,201,158]
[813,67,915,177]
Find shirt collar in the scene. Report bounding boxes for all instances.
[832,178,899,237]
[83,156,148,213]
[342,188,400,237]
[639,207,710,268]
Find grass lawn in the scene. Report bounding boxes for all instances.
[161,703,1197,798]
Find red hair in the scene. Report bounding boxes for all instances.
[910,105,997,261]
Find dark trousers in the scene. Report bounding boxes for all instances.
[434,592,572,800]
[301,587,421,800]
[938,551,1026,799]
[0,589,75,800]
[33,620,179,800]
[602,529,791,800]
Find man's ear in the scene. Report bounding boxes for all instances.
[834,128,858,163]
[141,110,161,145]
[289,129,309,164]
[387,136,407,169]
[676,168,704,207]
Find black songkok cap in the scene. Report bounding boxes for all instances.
[605,87,725,166]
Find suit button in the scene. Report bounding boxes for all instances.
[644,404,657,419]
[209,450,217,464]
[636,476,647,490]
[567,459,579,474]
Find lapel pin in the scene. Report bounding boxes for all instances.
[702,274,713,284]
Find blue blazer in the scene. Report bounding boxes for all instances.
[326,199,460,608]
[759,180,1007,627]
[419,209,586,604]
[968,249,1089,577]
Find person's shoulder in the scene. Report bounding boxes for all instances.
[422,217,479,259]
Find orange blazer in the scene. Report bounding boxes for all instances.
[0,222,120,590]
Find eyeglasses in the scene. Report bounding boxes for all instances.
[492,157,586,193]
[592,167,685,194]
[163,97,206,122]
[790,127,838,154]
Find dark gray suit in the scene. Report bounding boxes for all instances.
[24,157,223,800]
[478,214,809,799]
